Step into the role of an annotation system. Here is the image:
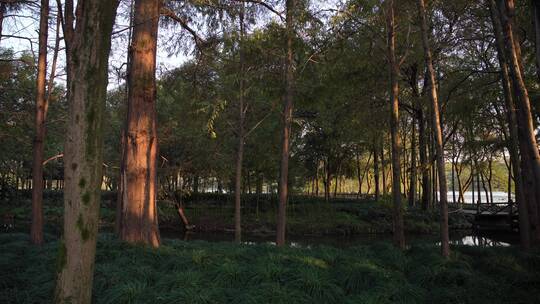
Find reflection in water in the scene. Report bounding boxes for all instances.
[169,230,517,249]
[451,235,510,247]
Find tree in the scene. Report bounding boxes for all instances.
[498,0,540,242]
[54,0,119,302]
[234,2,246,243]
[118,0,161,247]
[276,0,295,247]
[417,0,450,258]
[488,0,530,249]
[30,0,48,245]
[386,0,405,250]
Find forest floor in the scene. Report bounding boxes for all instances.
[2,192,473,236]
[1,233,539,303]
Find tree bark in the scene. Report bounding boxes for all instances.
[30,0,49,246]
[417,0,449,257]
[373,144,380,201]
[533,0,540,82]
[119,0,161,247]
[498,0,540,241]
[489,0,530,248]
[276,0,295,247]
[54,1,119,303]
[386,0,405,250]
[419,107,430,210]
[356,148,362,196]
[409,114,417,207]
[234,2,246,243]
[381,146,387,196]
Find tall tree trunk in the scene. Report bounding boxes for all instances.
[409,117,417,207]
[381,146,387,196]
[234,3,246,243]
[471,166,475,204]
[276,0,294,247]
[452,157,456,204]
[417,0,449,257]
[499,0,540,241]
[356,149,362,196]
[489,0,530,248]
[386,0,405,250]
[116,0,134,236]
[373,144,380,201]
[54,1,119,303]
[30,0,49,246]
[419,107,430,210]
[119,0,160,247]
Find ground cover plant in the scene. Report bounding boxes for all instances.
[1,233,539,304]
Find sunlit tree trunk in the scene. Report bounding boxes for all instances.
[417,0,449,257]
[386,0,405,250]
[276,0,295,247]
[498,0,540,242]
[119,0,161,247]
[489,0,530,248]
[30,0,49,246]
[234,3,246,243]
[54,1,119,303]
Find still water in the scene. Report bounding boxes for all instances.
[441,191,513,204]
[161,230,517,248]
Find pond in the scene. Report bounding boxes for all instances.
[442,191,513,204]
[161,229,518,248]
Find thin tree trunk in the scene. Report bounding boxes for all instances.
[418,0,448,256]
[30,0,49,245]
[356,149,362,196]
[488,159,494,204]
[54,1,120,303]
[373,144,380,201]
[409,103,418,206]
[480,171,489,205]
[386,0,405,250]
[381,146,387,196]
[119,0,161,247]
[419,108,430,210]
[276,0,294,247]
[476,164,482,205]
[471,166,475,204]
[489,0,530,248]
[234,3,246,243]
[361,152,372,196]
[452,158,456,204]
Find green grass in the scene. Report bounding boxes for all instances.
[1,233,539,303]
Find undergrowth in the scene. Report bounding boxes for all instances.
[1,233,539,303]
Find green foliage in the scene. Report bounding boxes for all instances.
[1,234,540,303]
